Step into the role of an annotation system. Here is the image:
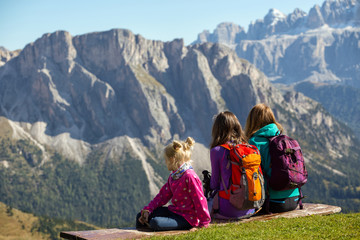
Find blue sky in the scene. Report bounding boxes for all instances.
[0,0,325,51]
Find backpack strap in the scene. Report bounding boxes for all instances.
[218,145,231,199]
[220,175,229,196]
[298,187,305,210]
[264,130,282,141]
[220,143,230,150]
[220,144,232,169]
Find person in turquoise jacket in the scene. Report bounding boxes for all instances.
[245,103,300,213]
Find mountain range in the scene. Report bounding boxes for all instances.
[194,0,360,138]
[0,0,359,227]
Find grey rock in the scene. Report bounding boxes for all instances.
[193,22,246,45]
[306,4,326,29]
[0,46,20,66]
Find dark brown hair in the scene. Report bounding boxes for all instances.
[244,103,283,139]
[210,111,247,149]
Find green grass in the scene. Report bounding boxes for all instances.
[0,202,98,240]
[151,213,360,240]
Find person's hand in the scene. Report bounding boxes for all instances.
[142,210,150,222]
[138,210,150,225]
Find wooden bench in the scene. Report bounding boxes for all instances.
[60,203,341,240]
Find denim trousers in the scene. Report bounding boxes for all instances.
[136,206,192,231]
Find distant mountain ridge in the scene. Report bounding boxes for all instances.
[193,0,360,86]
[195,0,359,42]
[193,0,360,140]
[0,24,360,227]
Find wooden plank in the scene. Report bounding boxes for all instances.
[60,228,153,240]
[60,228,190,240]
[212,203,342,224]
[60,203,341,240]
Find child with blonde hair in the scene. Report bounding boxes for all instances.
[136,137,210,231]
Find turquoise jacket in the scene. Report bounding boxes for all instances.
[248,123,299,199]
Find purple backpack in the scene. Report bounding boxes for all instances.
[267,134,308,191]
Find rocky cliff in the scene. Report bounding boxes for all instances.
[1,28,359,226]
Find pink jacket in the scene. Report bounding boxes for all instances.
[143,169,210,227]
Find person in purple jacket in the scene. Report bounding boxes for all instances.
[208,111,255,220]
[136,137,211,231]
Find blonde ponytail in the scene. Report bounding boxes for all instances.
[184,137,195,150]
[164,137,195,171]
[172,140,182,152]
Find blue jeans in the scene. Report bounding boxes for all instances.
[136,207,192,231]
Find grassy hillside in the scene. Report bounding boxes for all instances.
[0,136,159,227]
[0,202,47,240]
[0,202,97,240]
[151,213,360,240]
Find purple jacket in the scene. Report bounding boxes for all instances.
[210,145,255,218]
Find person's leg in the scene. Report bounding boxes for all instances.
[148,207,192,231]
[269,196,299,213]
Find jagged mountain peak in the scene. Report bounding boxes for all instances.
[193,22,246,45]
[287,8,307,27]
[194,0,360,89]
[321,0,359,25]
[307,4,326,28]
[249,0,359,38]
[290,7,307,16]
[0,46,20,66]
[195,0,359,44]
[264,8,287,25]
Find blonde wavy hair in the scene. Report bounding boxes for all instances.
[164,137,195,171]
[244,103,284,139]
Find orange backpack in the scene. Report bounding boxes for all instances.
[219,143,265,210]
